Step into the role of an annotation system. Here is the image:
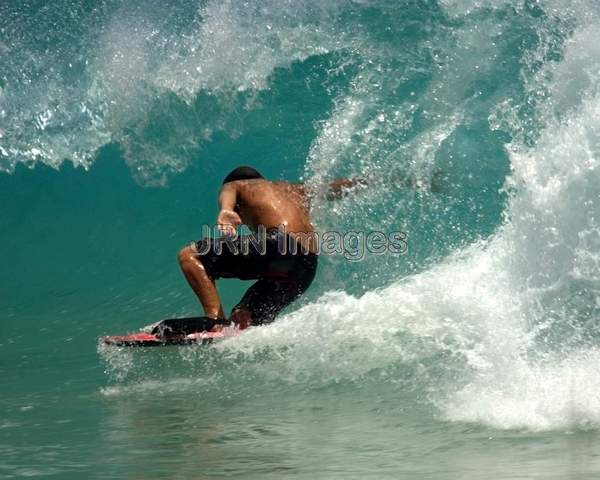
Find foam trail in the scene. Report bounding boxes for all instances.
[227,241,524,387]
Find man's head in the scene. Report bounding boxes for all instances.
[222,166,264,185]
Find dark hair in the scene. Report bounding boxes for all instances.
[222,166,264,185]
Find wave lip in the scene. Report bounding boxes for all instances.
[0,0,348,184]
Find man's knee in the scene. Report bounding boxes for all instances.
[178,245,198,266]
[178,244,216,279]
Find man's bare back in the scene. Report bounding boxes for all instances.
[218,179,316,253]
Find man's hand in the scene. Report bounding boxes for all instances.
[217,209,242,236]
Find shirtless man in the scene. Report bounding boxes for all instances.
[176,166,358,331]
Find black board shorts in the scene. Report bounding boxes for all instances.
[193,229,318,324]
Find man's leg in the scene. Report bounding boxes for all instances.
[177,245,225,320]
[229,240,318,328]
[230,279,300,328]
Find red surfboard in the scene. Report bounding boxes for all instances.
[102,317,242,347]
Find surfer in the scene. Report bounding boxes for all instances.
[177,166,361,331]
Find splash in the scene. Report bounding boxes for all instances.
[0,0,349,184]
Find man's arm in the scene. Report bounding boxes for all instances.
[217,182,242,236]
[325,169,446,199]
[293,178,367,203]
[325,177,368,200]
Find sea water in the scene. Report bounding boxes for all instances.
[2,0,600,478]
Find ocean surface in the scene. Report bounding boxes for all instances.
[2,0,600,478]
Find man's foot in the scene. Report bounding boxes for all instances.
[230,309,252,330]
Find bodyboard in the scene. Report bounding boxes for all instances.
[102,316,240,347]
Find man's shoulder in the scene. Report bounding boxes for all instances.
[239,179,306,197]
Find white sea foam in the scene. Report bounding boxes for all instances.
[419,7,600,430]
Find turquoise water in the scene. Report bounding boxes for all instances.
[2,0,600,478]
